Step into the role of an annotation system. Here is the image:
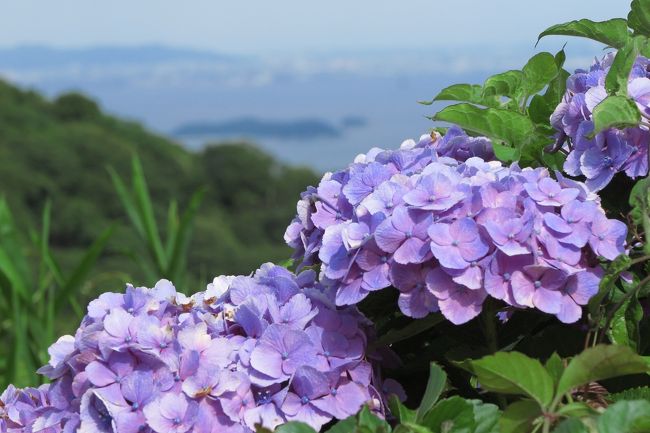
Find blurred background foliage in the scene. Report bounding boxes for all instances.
[0,79,318,387]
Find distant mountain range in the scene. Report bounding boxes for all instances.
[173,116,368,140]
[0,44,238,68]
[0,43,603,169]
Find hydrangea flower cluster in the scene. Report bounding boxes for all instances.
[285,128,627,325]
[0,264,392,433]
[551,52,650,191]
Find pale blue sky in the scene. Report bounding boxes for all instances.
[0,0,630,54]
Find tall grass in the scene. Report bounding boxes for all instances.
[0,154,204,388]
[108,155,205,288]
[0,199,112,388]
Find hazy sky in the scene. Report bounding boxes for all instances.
[0,1,630,54]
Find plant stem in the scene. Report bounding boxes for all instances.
[480,302,507,408]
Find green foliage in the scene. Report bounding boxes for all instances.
[555,344,649,397]
[416,363,448,422]
[598,400,650,433]
[460,351,554,407]
[427,49,567,167]
[629,0,650,37]
[609,386,650,403]
[591,95,641,135]
[499,400,541,433]
[108,155,205,286]
[537,18,631,48]
[0,199,111,387]
[0,80,318,288]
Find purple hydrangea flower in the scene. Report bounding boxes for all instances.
[551,53,650,190]
[1,263,390,432]
[286,131,627,324]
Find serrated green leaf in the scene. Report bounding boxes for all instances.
[592,95,641,134]
[556,345,650,397]
[629,0,650,37]
[421,397,475,433]
[598,400,650,433]
[499,400,541,433]
[425,84,500,108]
[551,418,588,433]
[521,52,559,96]
[537,18,630,48]
[417,363,448,422]
[431,104,536,162]
[609,386,650,403]
[482,70,523,99]
[461,352,554,408]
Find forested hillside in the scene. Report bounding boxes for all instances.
[0,80,318,295]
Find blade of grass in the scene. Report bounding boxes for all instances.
[166,188,206,283]
[130,156,167,274]
[107,165,145,237]
[53,225,114,313]
[165,199,179,258]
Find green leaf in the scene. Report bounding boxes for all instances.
[373,314,444,348]
[551,418,588,433]
[398,424,432,433]
[358,406,392,433]
[556,345,650,397]
[528,62,569,126]
[629,0,650,37]
[491,142,519,162]
[589,254,632,317]
[275,422,318,433]
[598,400,650,433]
[544,352,564,386]
[630,177,650,226]
[592,95,641,135]
[389,395,416,424]
[166,187,206,283]
[482,71,523,99]
[609,386,650,403]
[468,400,500,433]
[107,165,144,236]
[416,363,448,422]
[521,52,559,96]
[605,36,650,95]
[499,400,541,433]
[537,18,630,48]
[326,416,357,433]
[609,296,644,351]
[130,156,167,274]
[424,84,500,108]
[431,104,536,161]
[420,397,475,433]
[461,352,554,408]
